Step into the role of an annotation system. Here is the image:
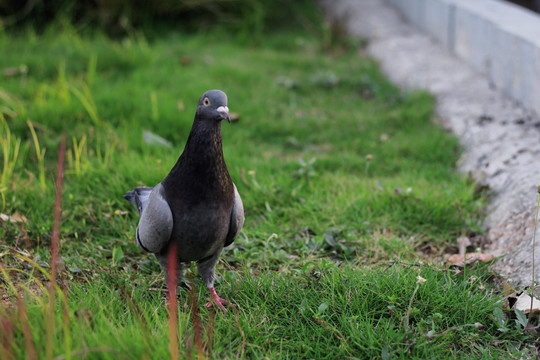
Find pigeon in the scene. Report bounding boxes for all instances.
[124,89,244,310]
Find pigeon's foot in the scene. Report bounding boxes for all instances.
[204,286,234,311]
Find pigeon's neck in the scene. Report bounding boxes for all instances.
[183,121,226,168]
[163,120,232,195]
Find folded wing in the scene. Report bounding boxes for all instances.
[125,184,173,253]
[225,183,244,247]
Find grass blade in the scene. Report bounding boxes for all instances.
[0,114,21,204]
[187,273,204,359]
[27,120,46,191]
[69,82,101,126]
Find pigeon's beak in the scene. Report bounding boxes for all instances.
[217,106,230,123]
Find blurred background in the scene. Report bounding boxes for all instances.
[0,0,325,38]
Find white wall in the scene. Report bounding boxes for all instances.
[387,0,540,115]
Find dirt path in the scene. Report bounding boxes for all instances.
[323,0,540,285]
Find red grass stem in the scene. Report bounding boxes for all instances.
[46,133,66,360]
[50,134,66,293]
[0,315,14,360]
[167,242,179,360]
[17,297,37,360]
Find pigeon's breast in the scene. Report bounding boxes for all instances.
[171,203,232,262]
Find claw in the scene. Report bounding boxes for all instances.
[204,286,234,311]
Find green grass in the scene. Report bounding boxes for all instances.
[0,24,536,359]
[4,262,534,359]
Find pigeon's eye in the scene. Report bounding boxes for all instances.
[203,97,210,106]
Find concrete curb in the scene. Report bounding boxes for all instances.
[387,0,540,117]
[323,0,540,285]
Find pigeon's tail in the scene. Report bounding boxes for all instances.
[123,186,153,215]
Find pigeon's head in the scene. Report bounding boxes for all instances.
[196,89,230,123]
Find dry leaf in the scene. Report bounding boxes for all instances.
[0,211,28,223]
[177,100,185,111]
[501,282,518,309]
[3,65,27,77]
[419,243,437,254]
[10,210,27,223]
[229,112,240,123]
[446,252,494,267]
[502,281,517,297]
[179,55,192,65]
[3,67,20,76]
[513,292,540,314]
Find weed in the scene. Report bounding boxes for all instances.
[365,153,372,177]
[69,81,101,126]
[292,157,317,181]
[86,54,97,85]
[0,88,25,119]
[150,91,159,123]
[67,134,87,176]
[527,184,540,328]
[0,115,22,207]
[27,120,46,191]
[404,275,426,332]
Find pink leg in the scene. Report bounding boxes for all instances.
[204,287,234,311]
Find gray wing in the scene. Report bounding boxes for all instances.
[134,183,173,253]
[225,183,244,247]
